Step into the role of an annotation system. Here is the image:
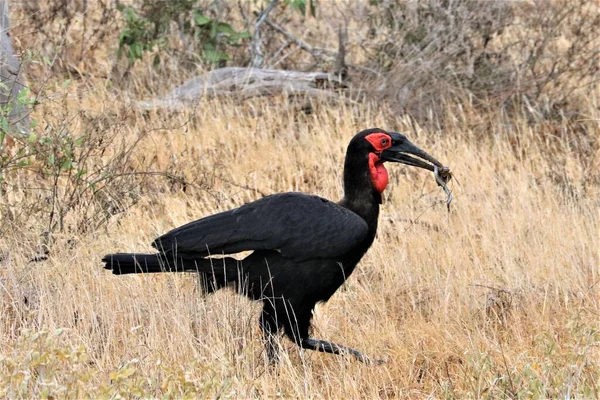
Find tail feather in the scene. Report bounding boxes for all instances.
[102,253,174,274]
[102,253,243,293]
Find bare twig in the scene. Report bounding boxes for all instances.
[250,0,279,68]
[269,39,292,67]
[263,17,374,78]
[264,18,336,62]
[217,176,270,198]
[333,25,348,80]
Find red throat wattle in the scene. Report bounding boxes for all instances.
[368,153,389,193]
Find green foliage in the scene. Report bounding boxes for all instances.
[117,5,159,65]
[0,329,90,398]
[1,79,150,234]
[0,329,233,397]
[191,10,251,63]
[116,1,250,67]
[285,0,316,17]
[0,83,85,185]
[0,85,38,189]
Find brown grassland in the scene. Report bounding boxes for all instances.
[0,1,599,398]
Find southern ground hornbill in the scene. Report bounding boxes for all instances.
[102,128,450,364]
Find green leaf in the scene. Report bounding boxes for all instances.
[23,49,33,62]
[48,154,55,165]
[209,21,218,40]
[193,12,211,26]
[60,159,73,171]
[129,43,143,61]
[73,135,86,146]
[203,48,229,63]
[229,31,251,42]
[215,22,235,35]
[17,87,32,105]
[119,31,134,47]
[286,0,306,15]
[28,132,38,143]
[1,118,10,134]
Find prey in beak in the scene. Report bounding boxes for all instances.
[380,132,453,208]
[380,132,446,173]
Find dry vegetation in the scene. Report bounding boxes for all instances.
[0,0,599,398]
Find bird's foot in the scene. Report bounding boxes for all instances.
[359,354,386,366]
[301,338,385,365]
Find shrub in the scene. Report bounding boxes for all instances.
[359,0,600,125]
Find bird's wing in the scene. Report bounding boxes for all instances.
[151,193,369,261]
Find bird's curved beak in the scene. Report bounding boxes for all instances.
[379,132,444,172]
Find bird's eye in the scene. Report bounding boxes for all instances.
[381,138,389,147]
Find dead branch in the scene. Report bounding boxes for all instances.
[263,19,376,78]
[138,67,349,110]
[334,25,348,80]
[250,0,279,68]
[264,18,336,62]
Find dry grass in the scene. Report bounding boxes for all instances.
[0,79,598,398]
[0,0,599,397]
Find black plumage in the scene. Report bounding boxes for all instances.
[102,128,449,363]
[151,193,368,262]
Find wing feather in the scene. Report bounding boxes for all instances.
[151,193,369,261]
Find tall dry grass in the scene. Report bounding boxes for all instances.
[0,0,598,397]
[0,79,598,398]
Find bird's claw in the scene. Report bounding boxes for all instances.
[357,354,386,365]
[368,358,386,366]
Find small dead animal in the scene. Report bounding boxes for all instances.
[434,166,453,211]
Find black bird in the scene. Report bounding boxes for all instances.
[102,128,449,363]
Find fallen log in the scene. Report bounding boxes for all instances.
[137,67,348,110]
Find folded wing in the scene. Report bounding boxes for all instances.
[151,193,369,262]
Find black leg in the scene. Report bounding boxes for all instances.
[263,297,383,365]
[301,338,384,365]
[264,331,279,364]
[259,305,280,364]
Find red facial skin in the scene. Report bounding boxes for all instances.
[365,133,393,193]
[368,153,389,193]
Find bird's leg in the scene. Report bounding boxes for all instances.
[259,307,280,364]
[263,331,279,364]
[301,338,384,365]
